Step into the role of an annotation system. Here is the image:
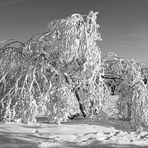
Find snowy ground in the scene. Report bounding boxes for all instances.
[1,96,148,148]
[0,118,148,148]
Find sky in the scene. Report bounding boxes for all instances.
[0,0,148,64]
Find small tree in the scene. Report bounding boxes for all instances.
[102,52,148,131]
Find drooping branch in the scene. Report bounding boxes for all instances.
[101,74,123,82]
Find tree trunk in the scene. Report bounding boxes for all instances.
[75,89,86,118]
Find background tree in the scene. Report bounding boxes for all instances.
[102,52,148,131]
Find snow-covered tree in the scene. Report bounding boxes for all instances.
[102,53,148,131]
[0,11,107,124]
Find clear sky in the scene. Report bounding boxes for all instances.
[0,0,148,64]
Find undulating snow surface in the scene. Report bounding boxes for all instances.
[0,96,148,148]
